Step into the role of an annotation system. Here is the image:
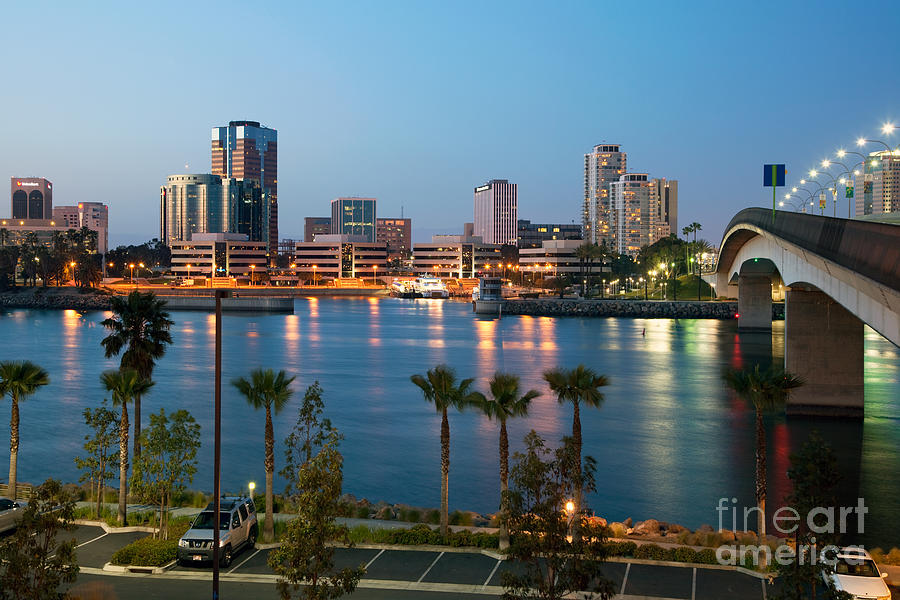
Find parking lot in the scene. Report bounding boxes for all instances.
[72,524,782,599]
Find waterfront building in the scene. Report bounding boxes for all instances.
[583,144,627,245]
[292,235,388,281]
[159,174,268,248]
[304,216,332,242]
[473,180,517,245]
[170,233,267,277]
[375,217,412,259]
[0,218,99,251]
[649,178,678,242]
[609,173,656,256]
[517,219,582,248]
[331,197,376,242]
[412,235,501,278]
[10,177,53,220]
[519,239,583,279]
[855,150,900,215]
[52,202,109,253]
[212,120,278,256]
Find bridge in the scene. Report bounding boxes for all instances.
[706,208,900,417]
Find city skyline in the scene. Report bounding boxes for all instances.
[2,1,899,248]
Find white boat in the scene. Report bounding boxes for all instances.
[414,277,449,299]
[390,279,417,298]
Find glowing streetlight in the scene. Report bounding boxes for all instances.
[882,122,896,136]
[250,264,256,286]
[372,264,377,286]
[129,263,135,286]
[565,501,575,514]
[312,264,318,286]
[248,481,256,495]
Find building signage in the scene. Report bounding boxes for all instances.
[16,181,41,187]
[475,185,491,193]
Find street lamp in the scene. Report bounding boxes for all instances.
[186,263,191,281]
[129,263,135,287]
[250,264,256,286]
[372,264,377,287]
[248,481,256,498]
[312,265,317,286]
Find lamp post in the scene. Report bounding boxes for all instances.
[312,265,317,286]
[372,264,377,287]
[129,263,135,288]
[186,263,191,281]
[250,264,255,286]
[808,169,839,217]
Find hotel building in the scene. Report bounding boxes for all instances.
[212,121,278,256]
[10,177,53,220]
[473,180,517,245]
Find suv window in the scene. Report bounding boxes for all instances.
[0,499,13,510]
[239,504,248,520]
[231,511,241,529]
[246,499,256,514]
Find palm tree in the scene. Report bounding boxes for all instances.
[232,368,295,543]
[542,365,609,534]
[575,243,594,297]
[101,369,154,526]
[0,361,50,500]
[410,365,478,538]
[101,291,173,459]
[724,365,803,541]
[469,372,540,550]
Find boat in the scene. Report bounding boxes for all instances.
[390,279,417,298]
[413,277,449,299]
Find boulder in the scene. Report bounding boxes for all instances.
[623,517,633,528]
[632,519,661,536]
[374,506,394,520]
[696,524,714,534]
[666,523,688,535]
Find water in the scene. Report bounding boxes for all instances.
[2,298,898,547]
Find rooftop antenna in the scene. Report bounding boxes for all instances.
[401,204,404,219]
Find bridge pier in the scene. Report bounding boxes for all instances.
[785,288,865,417]
[737,275,772,330]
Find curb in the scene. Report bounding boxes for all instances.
[74,519,158,534]
[102,560,175,575]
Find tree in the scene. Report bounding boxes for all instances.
[281,382,334,487]
[100,368,155,526]
[0,361,50,501]
[410,365,478,538]
[502,431,615,600]
[542,365,608,541]
[469,372,540,550]
[549,274,571,299]
[233,368,296,543]
[0,479,79,600]
[130,408,200,540]
[723,365,803,541]
[774,432,848,600]
[74,402,119,519]
[101,290,173,459]
[270,429,364,600]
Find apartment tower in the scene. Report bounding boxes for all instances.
[583,144,626,245]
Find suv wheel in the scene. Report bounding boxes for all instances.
[220,546,232,568]
[248,525,258,549]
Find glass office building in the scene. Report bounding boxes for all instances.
[330,197,377,242]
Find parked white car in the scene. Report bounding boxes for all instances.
[0,497,25,533]
[822,547,891,600]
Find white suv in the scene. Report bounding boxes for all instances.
[822,547,891,600]
[177,496,258,567]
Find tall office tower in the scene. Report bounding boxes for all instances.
[330,197,377,242]
[10,177,53,220]
[609,173,654,256]
[855,150,900,215]
[583,144,626,245]
[473,179,517,245]
[376,217,412,259]
[649,178,678,243]
[159,174,267,246]
[304,217,332,242]
[52,202,110,254]
[211,120,278,257]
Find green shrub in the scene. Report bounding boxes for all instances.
[425,510,440,525]
[355,505,371,519]
[607,522,627,538]
[634,544,673,561]
[887,548,900,565]
[448,511,474,527]
[110,536,177,566]
[695,548,719,564]
[672,547,698,563]
[398,508,421,523]
[603,541,637,557]
[345,524,498,549]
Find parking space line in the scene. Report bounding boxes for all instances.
[691,567,696,600]
[77,532,108,548]
[228,548,260,574]
[620,562,631,596]
[365,549,384,570]
[416,551,444,583]
[482,559,501,589]
[761,578,767,600]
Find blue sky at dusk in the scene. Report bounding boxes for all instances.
[3,0,899,246]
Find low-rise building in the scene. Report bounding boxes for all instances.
[517,219,582,248]
[518,239,584,279]
[292,235,388,281]
[52,202,109,253]
[0,218,101,254]
[412,235,501,278]
[170,233,267,277]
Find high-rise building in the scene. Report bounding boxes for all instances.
[10,177,53,220]
[855,150,900,215]
[212,121,278,256]
[473,179,517,245]
[331,197,376,242]
[52,202,110,253]
[159,174,268,247]
[304,217,332,242]
[376,218,412,259]
[609,173,655,256]
[649,178,678,243]
[517,219,582,248]
[583,144,626,245]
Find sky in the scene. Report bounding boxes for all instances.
[2,0,899,247]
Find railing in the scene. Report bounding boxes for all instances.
[0,483,33,500]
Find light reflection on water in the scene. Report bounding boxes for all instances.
[0,299,897,546]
